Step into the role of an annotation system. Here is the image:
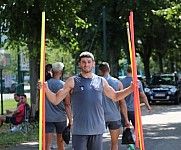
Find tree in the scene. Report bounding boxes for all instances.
[0,0,84,112]
[75,0,180,81]
[152,1,181,73]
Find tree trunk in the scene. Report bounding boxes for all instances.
[158,52,163,73]
[109,47,119,78]
[170,60,175,73]
[139,36,153,83]
[28,43,40,116]
[142,55,150,83]
[140,45,152,83]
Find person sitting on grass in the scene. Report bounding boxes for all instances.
[0,94,28,128]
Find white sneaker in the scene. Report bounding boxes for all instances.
[10,125,22,132]
[132,134,136,142]
[10,126,19,132]
[51,144,57,149]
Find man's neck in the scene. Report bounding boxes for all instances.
[127,73,132,77]
[53,74,61,79]
[104,72,109,76]
[80,72,93,78]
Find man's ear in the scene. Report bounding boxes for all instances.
[98,70,102,76]
[93,61,96,67]
[78,62,81,67]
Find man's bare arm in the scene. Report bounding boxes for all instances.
[12,108,20,116]
[6,109,14,114]
[140,92,152,112]
[103,78,134,101]
[118,81,130,128]
[45,77,74,105]
[64,94,73,126]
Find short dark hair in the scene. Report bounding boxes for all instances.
[45,64,52,81]
[20,94,27,98]
[78,51,94,62]
[14,93,20,97]
[45,64,52,72]
[126,65,132,73]
[98,62,110,73]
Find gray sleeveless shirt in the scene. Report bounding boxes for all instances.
[71,73,106,135]
[102,75,121,122]
[46,78,67,122]
[121,76,143,111]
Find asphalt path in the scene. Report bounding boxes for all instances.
[141,102,181,150]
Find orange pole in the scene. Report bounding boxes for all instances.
[126,21,139,148]
[129,11,145,150]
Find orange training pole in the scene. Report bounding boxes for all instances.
[129,12,145,150]
[126,21,139,148]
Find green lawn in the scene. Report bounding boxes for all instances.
[0,124,38,149]
[0,98,31,114]
[0,98,38,149]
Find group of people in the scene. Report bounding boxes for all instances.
[0,94,29,130]
[44,51,152,150]
[0,51,152,150]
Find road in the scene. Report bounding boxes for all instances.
[64,102,181,150]
[6,102,181,150]
[141,103,181,150]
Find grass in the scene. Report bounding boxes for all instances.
[0,98,38,149]
[0,123,38,149]
[0,98,31,114]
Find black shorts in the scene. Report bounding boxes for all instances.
[45,121,67,133]
[106,120,122,130]
[5,116,20,125]
[121,111,135,128]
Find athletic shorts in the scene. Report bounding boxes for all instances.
[5,116,20,125]
[72,134,103,150]
[106,120,122,130]
[121,111,135,128]
[45,121,67,133]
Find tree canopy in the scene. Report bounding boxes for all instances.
[0,0,180,105]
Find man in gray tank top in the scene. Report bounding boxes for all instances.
[45,51,136,150]
[99,62,130,150]
[120,65,152,142]
[45,62,72,150]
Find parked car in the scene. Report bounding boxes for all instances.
[0,79,17,93]
[10,82,30,94]
[144,73,181,104]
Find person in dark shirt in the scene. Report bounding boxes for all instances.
[45,64,52,81]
